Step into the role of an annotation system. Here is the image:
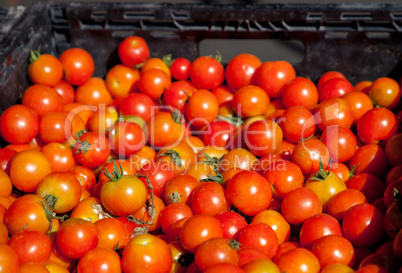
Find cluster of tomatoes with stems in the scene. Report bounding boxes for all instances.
[0,35,401,273]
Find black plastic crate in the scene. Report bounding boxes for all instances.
[1,1,402,113]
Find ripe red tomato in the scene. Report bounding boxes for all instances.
[59,48,94,86]
[195,237,240,271]
[189,56,224,90]
[384,133,402,167]
[342,203,385,248]
[8,229,52,265]
[56,218,98,259]
[278,106,316,144]
[282,77,319,109]
[191,181,230,216]
[95,218,130,250]
[27,51,63,87]
[146,111,185,148]
[77,247,122,273]
[75,77,113,107]
[357,108,398,144]
[232,85,270,118]
[73,132,111,168]
[342,91,374,124]
[122,234,172,273]
[159,202,193,234]
[254,60,296,98]
[105,64,140,98]
[226,170,272,216]
[281,187,322,225]
[321,125,357,162]
[0,170,12,198]
[138,68,171,100]
[69,165,96,191]
[163,80,195,113]
[291,138,330,176]
[53,80,75,105]
[186,89,219,127]
[137,162,176,199]
[179,214,223,253]
[316,97,354,131]
[319,77,354,102]
[41,142,76,172]
[0,148,17,174]
[119,93,156,121]
[369,77,401,109]
[0,104,39,144]
[118,36,150,67]
[0,244,19,272]
[163,174,200,205]
[170,57,191,80]
[108,121,146,157]
[327,189,367,221]
[214,210,248,240]
[202,120,236,149]
[317,71,346,90]
[22,84,63,118]
[345,173,385,203]
[225,53,262,91]
[252,209,291,245]
[348,144,389,178]
[276,247,320,273]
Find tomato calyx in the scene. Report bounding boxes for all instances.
[74,139,92,154]
[39,194,68,233]
[217,115,243,127]
[310,158,333,181]
[170,107,185,124]
[207,50,222,63]
[75,129,88,139]
[100,161,124,182]
[157,150,183,167]
[349,163,359,178]
[29,48,41,63]
[394,188,401,211]
[162,54,174,67]
[199,151,224,184]
[168,191,182,203]
[228,239,242,251]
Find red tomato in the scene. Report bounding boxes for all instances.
[59,48,94,86]
[186,89,219,127]
[278,106,316,144]
[56,218,98,259]
[345,173,385,203]
[226,170,272,216]
[8,229,51,265]
[36,172,82,213]
[163,80,195,113]
[189,56,224,90]
[179,214,223,253]
[384,134,402,167]
[122,234,172,273]
[69,165,96,191]
[282,77,319,109]
[319,77,354,102]
[22,84,63,118]
[342,203,385,248]
[27,51,63,87]
[357,108,398,144]
[311,234,355,268]
[321,125,357,162]
[73,132,110,168]
[170,57,191,80]
[276,248,320,273]
[77,247,122,273]
[232,85,270,118]
[195,238,240,271]
[327,189,367,221]
[214,210,248,240]
[254,61,296,98]
[225,53,262,91]
[75,77,113,107]
[291,138,330,176]
[204,263,245,273]
[105,64,140,98]
[0,244,19,272]
[108,121,146,157]
[0,104,39,144]
[251,209,291,245]
[342,91,373,124]
[159,202,193,234]
[138,68,171,100]
[118,93,156,121]
[137,162,176,199]
[40,142,76,172]
[348,144,389,178]
[53,80,75,105]
[0,148,17,174]
[354,80,372,93]
[146,111,185,148]
[281,187,322,225]
[191,181,230,216]
[299,213,343,249]
[263,160,304,199]
[317,71,346,90]
[0,169,12,198]
[95,218,130,250]
[202,120,236,149]
[316,97,354,131]
[118,36,150,67]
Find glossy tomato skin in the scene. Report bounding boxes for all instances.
[342,203,385,248]
[41,142,76,172]
[214,211,248,240]
[291,138,330,176]
[0,244,19,273]
[0,104,39,144]
[28,52,63,87]
[170,57,191,80]
[357,107,398,144]
[316,97,354,131]
[189,56,224,90]
[317,71,346,90]
[95,218,130,250]
[118,36,150,67]
[232,85,270,118]
[119,93,156,121]
[278,106,316,144]
[163,80,195,113]
[108,121,146,157]
[0,148,17,174]
[319,77,354,102]
[327,189,367,221]
[105,64,140,98]
[138,68,171,100]
[342,91,373,124]
[53,80,75,104]
[59,48,94,86]
[77,247,122,273]
[321,125,357,163]
[384,133,402,167]
[138,162,176,199]
[73,132,110,169]
[186,89,219,127]
[282,77,319,109]
[191,182,230,216]
[226,171,272,216]
[56,218,98,259]
[8,229,52,265]
[202,120,235,149]
[159,202,193,234]
[75,77,113,107]
[146,111,185,149]
[276,247,320,273]
[254,61,296,98]
[22,84,63,118]
[252,209,291,245]
[345,173,385,204]
[122,234,172,273]
[369,77,401,109]
[225,53,262,91]
[4,194,50,235]
[348,144,389,179]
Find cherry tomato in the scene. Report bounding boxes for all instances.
[87,106,119,136]
[41,142,76,172]
[27,50,63,87]
[0,244,19,272]
[254,60,296,98]
[384,133,402,166]
[342,91,373,124]
[138,68,171,100]
[321,125,357,162]
[191,181,230,216]
[105,64,140,97]
[369,77,401,109]
[195,238,240,271]
[69,165,96,191]
[109,121,146,157]
[0,104,39,144]
[22,84,63,118]
[354,80,372,93]
[317,71,346,90]
[204,262,245,273]
[232,85,270,118]
[214,210,248,240]
[316,97,354,131]
[189,56,224,90]
[282,77,319,109]
[53,80,75,105]
[122,233,172,273]
[225,53,262,91]
[0,148,17,174]
[163,80,195,113]
[56,218,98,259]
[348,144,389,179]
[59,48,94,86]
[163,174,200,205]
[146,110,185,148]
[357,107,398,144]
[251,209,290,245]
[118,36,150,67]
[73,132,110,168]
[319,77,354,102]
[291,138,330,176]
[186,89,219,127]
[345,173,385,203]
[278,106,316,144]
[75,77,113,107]
[327,189,367,221]
[94,218,130,250]
[77,247,122,273]
[137,161,176,199]
[276,247,320,273]
[170,57,191,80]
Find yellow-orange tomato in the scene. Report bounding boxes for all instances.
[105,64,140,97]
[141,57,171,77]
[75,77,113,107]
[241,259,281,273]
[342,91,373,124]
[156,141,196,175]
[0,169,12,197]
[252,209,291,245]
[88,106,119,135]
[369,77,401,109]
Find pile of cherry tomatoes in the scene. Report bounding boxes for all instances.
[0,35,401,273]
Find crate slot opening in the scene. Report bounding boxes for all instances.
[91,11,107,20]
[341,12,373,20]
[198,39,305,64]
[106,20,141,30]
[123,11,155,20]
[307,12,323,20]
